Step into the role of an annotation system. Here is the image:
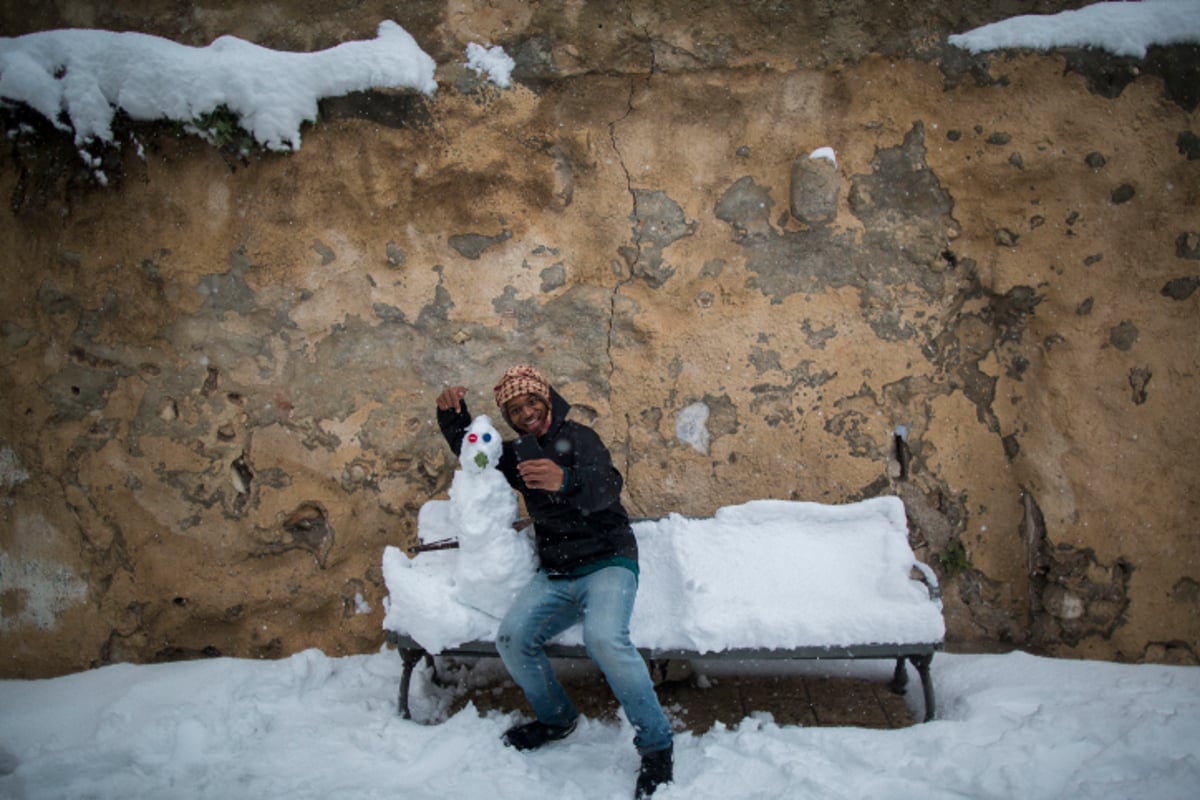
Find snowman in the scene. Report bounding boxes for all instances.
[448,414,538,618]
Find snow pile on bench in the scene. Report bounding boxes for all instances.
[382,495,944,655]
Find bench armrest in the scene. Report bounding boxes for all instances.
[911,560,941,602]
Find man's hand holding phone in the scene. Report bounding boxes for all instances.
[514,434,565,491]
[517,458,565,491]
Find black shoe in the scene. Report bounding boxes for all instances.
[501,718,577,751]
[635,745,673,798]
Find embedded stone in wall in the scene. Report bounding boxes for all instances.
[1160,276,1199,300]
[1176,231,1200,259]
[252,503,335,567]
[1108,321,1139,351]
[1028,516,1135,650]
[1178,131,1200,159]
[1128,367,1152,405]
[385,242,406,267]
[789,150,840,226]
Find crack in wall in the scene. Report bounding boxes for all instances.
[606,15,655,495]
[607,76,640,489]
[606,76,638,359]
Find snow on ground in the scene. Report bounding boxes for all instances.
[3,2,1200,797]
[1,648,1197,799]
[4,486,1194,799]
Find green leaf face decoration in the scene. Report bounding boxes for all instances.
[474,451,489,469]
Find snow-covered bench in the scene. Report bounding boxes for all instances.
[382,495,945,723]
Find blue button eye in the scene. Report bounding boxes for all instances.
[482,433,492,442]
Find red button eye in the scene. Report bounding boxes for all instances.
[467,433,478,443]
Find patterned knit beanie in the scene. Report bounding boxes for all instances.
[493,364,551,409]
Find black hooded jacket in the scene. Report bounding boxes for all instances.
[437,386,637,576]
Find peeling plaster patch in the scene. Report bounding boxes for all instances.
[37,281,79,316]
[373,303,406,323]
[492,285,540,323]
[848,122,960,267]
[989,286,1042,345]
[824,408,878,457]
[539,262,566,292]
[748,347,783,374]
[624,189,694,288]
[1171,577,1199,604]
[1061,47,1200,112]
[736,219,862,301]
[448,229,512,260]
[749,361,836,427]
[42,360,121,421]
[196,248,257,319]
[310,239,336,265]
[0,447,29,492]
[0,320,34,351]
[801,320,837,349]
[1026,488,1135,648]
[0,552,88,631]
[718,124,957,322]
[675,402,710,454]
[715,175,775,241]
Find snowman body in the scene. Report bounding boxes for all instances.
[449,415,538,617]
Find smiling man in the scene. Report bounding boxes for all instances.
[435,364,673,799]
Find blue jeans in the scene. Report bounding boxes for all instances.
[496,567,673,755]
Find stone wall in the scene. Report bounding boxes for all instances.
[1,1,1197,677]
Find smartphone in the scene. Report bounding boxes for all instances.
[513,434,543,462]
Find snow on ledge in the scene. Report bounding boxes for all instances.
[0,20,437,150]
[948,0,1200,59]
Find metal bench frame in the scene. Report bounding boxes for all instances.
[386,630,940,723]
[386,515,943,724]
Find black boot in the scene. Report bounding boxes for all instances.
[635,745,673,798]
[501,718,577,751]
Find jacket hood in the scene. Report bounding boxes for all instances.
[545,385,571,437]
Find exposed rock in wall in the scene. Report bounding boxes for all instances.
[1,1,1197,677]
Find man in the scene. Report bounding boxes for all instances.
[435,365,674,799]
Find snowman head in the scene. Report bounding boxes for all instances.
[461,415,503,473]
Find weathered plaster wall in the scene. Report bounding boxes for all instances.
[1,1,1197,677]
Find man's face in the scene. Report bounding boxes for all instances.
[504,393,550,437]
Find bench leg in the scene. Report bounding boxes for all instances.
[889,655,936,722]
[911,653,936,722]
[398,647,429,719]
[889,657,909,695]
